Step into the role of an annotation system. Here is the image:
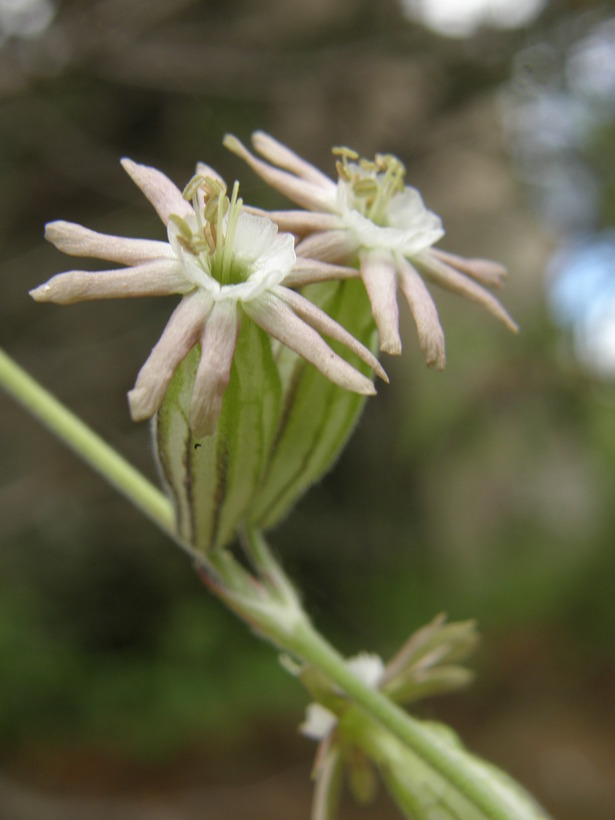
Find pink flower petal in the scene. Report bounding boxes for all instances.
[29,260,191,304]
[396,255,446,370]
[295,230,357,264]
[415,251,519,333]
[121,158,192,225]
[45,221,175,265]
[244,293,376,396]
[243,207,342,236]
[252,131,337,191]
[128,293,212,421]
[360,251,402,355]
[190,301,240,437]
[431,248,507,288]
[282,257,359,288]
[223,135,335,213]
[274,285,388,382]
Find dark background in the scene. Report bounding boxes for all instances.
[1,1,615,817]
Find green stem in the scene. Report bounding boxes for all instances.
[239,529,545,819]
[0,348,175,538]
[287,618,545,820]
[0,348,544,818]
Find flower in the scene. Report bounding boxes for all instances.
[224,131,518,368]
[297,617,480,817]
[31,159,387,437]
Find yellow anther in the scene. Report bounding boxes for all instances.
[169,214,193,239]
[359,158,378,174]
[332,146,359,160]
[182,174,206,201]
[353,178,379,198]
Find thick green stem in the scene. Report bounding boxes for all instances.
[0,348,175,538]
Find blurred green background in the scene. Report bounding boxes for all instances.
[1,0,615,817]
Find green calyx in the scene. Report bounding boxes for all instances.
[154,277,378,554]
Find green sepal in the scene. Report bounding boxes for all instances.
[338,712,551,819]
[247,278,377,529]
[154,316,282,553]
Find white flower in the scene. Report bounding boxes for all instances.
[224,132,518,368]
[31,159,386,436]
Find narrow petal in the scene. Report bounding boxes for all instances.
[252,131,337,191]
[431,248,507,288]
[128,293,212,422]
[243,207,343,236]
[282,257,359,288]
[244,293,376,396]
[359,251,402,355]
[396,255,446,370]
[223,135,336,213]
[415,251,519,333]
[190,301,240,437]
[45,221,176,265]
[121,158,192,225]
[29,260,191,304]
[295,230,358,264]
[273,285,388,382]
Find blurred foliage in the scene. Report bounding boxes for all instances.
[1,0,615,817]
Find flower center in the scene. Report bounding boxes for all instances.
[333,146,407,226]
[170,175,248,286]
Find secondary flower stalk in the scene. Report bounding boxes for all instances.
[31,159,385,437]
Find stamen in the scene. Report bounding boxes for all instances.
[204,222,217,254]
[169,214,193,240]
[220,181,242,285]
[359,158,378,174]
[332,146,359,160]
[353,178,379,199]
[336,159,352,182]
[182,174,205,201]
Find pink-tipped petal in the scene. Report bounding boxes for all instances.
[44,221,176,265]
[244,208,342,236]
[252,131,337,191]
[29,260,190,305]
[189,301,240,437]
[121,158,192,225]
[396,255,446,370]
[223,135,335,213]
[416,251,519,333]
[295,230,358,264]
[128,293,212,422]
[245,293,376,396]
[282,257,359,288]
[431,248,508,288]
[360,252,402,355]
[274,285,388,382]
